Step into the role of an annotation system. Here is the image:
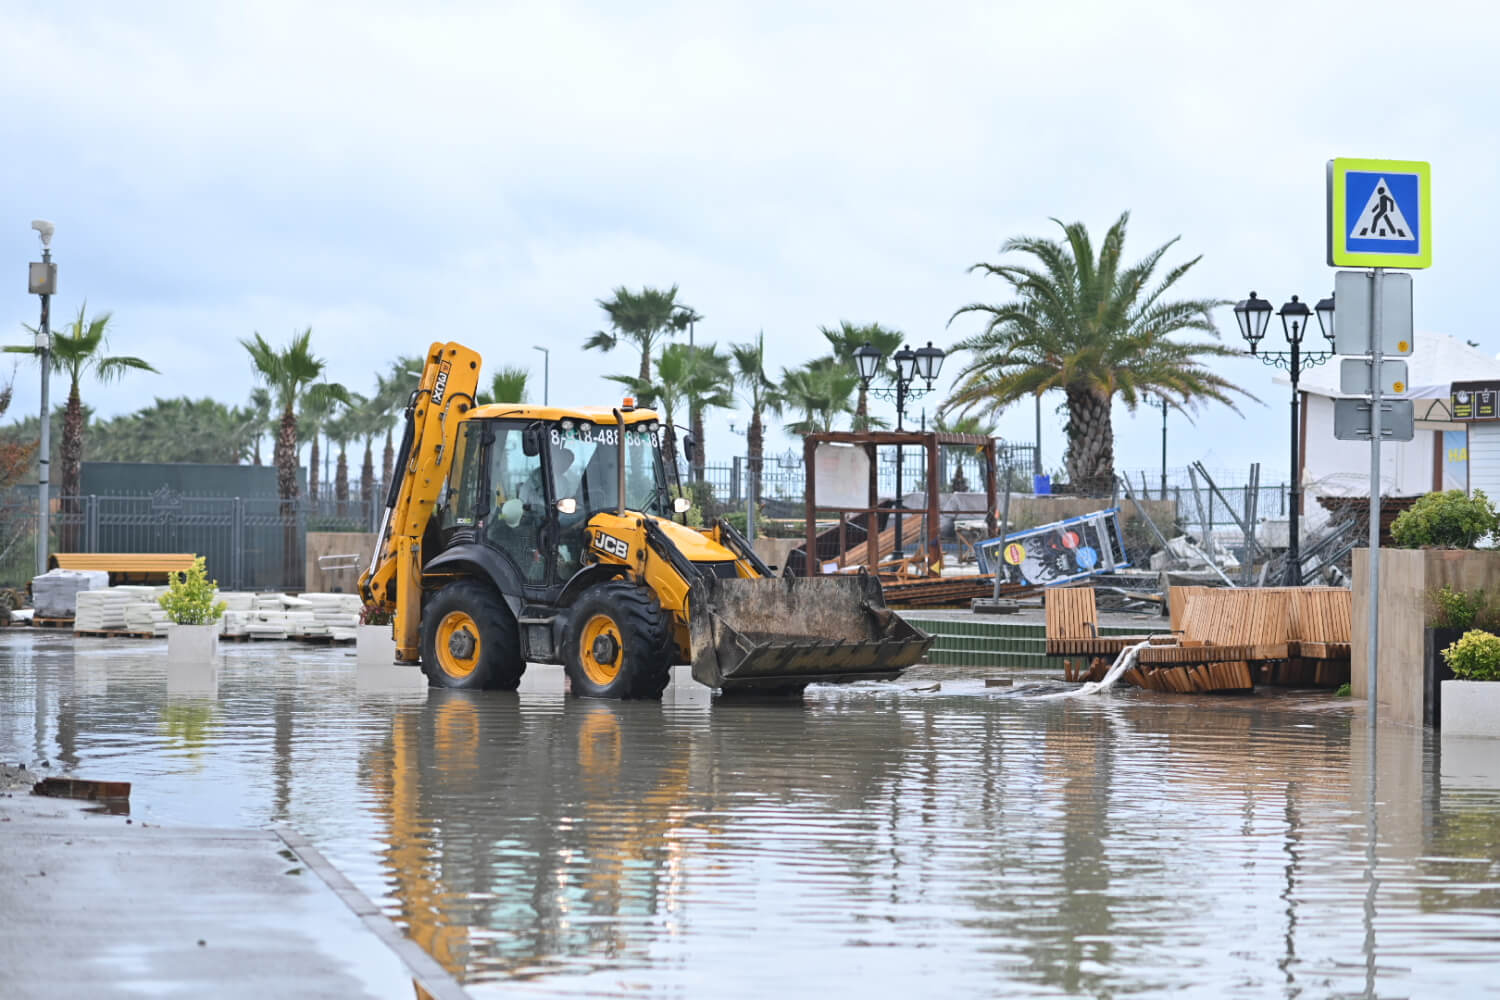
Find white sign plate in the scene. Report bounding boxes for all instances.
[1332,271,1413,356]
[1334,398,1415,442]
[1339,358,1409,396]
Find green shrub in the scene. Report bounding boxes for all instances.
[158,556,227,625]
[1391,490,1499,549]
[1442,629,1500,681]
[1430,585,1483,629]
[1335,682,1352,697]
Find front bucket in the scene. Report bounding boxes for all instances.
[688,573,932,693]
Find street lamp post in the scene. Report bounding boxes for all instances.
[852,340,946,560]
[532,345,550,405]
[27,220,56,577]
[1144,394,1169,498]
[1234,291,1334,586]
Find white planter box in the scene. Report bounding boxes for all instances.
[1440,680,1500,738]
[167,622,221,663]
[357,623,397,666]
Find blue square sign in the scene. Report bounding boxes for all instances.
[1327,158,1431,268]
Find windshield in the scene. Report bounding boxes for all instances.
[549,422,669,516]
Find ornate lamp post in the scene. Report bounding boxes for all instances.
[27,220,56,577]
[852,340,946,558]
[1234,291,1334,585]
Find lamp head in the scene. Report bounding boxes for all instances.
[30,220,54,248]
[1233,291,1272,353]
[1279,295,1311,346]
[853,341,882,385]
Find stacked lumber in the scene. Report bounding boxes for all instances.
[1066,586,1351,693]
[884,576,1033,608]
[1044,586,1163,655]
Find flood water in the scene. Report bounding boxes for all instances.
[4,631,1500,998]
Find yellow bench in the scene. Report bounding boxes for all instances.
[48,553,199,587]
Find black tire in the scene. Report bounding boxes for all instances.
[563,581,672,700]
[420,580,526,691]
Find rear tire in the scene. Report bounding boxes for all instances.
[564,581,672,700]
[420,580,526,690]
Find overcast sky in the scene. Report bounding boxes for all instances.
[2,0,1493,490]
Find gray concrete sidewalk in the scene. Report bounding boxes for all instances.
[0,780,466,1000]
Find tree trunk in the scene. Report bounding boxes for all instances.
[275,407,299,591]
[1065,385,1114,496]
[361,442,375,525]
[253,435,262,466]
[382,428,394,488]
[61,382,84,551]
[748,409,764,513]
[335,446,349,518]
[855,385,869,432]
[275,408,298,501]
[308,435,320,503]
[691,405,706,483]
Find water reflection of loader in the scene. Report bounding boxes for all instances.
[362,691,918,984]
[362,691,707,982]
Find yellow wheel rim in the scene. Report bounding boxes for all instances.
[434,610,482,679]
[580,614,623,686]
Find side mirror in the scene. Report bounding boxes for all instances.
[522,424,542,458]
[555,497,577,515]
[673,496,692,514]
[682,432,697,465]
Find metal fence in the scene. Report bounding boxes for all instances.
[0,487,386,592]
[692,442,1040,510]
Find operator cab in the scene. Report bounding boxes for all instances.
[434,410,675,591]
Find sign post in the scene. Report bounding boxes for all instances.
[1328,157,1430,721]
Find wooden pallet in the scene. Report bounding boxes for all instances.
[32,616,75,629]
[74,629,156,639]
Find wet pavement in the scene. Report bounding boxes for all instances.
[3,630,1500,998]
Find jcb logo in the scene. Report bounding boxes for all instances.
[594,532,630,560]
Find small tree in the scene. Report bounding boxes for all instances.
[1391,490,1499,549]
[158,557,227,625]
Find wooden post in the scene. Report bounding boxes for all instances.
[805,436,819,575]
[984,438,998,537]
[926,433,941,571]
[866,442,879,571]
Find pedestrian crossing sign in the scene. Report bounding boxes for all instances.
[1327,158,1431,268]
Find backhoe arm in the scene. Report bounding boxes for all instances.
[358,341,482,662]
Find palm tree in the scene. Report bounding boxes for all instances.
[606,342,730,473]
[946,212,1245,494]
[326,399,362,518]
[6,306,157,544]
[682,343,732,480]
[375,355,423,485]
[730,332,783,495]
[585,285,694,385]
[820,321,904,431]
[298,392,338,503]
[241,388,273,465]
[240,328,350,503]
[778,357,859,437]
[474,366,530,405]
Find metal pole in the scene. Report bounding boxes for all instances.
[1034,393,1043,477]
[745,454,757,542]
[1160,397,1168,498]
[1286,338,1303,586]
[36,246,51,578]
[533,345,550,405]
[1368,269,1384,719]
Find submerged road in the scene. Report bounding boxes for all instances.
[2,631,1499,997]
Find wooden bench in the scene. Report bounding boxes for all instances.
[48,553,199,587]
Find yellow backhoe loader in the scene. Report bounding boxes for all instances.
[358,341,931,697]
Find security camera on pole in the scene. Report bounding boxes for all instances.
[1326,158,1432,719]
[27,220,56,577]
